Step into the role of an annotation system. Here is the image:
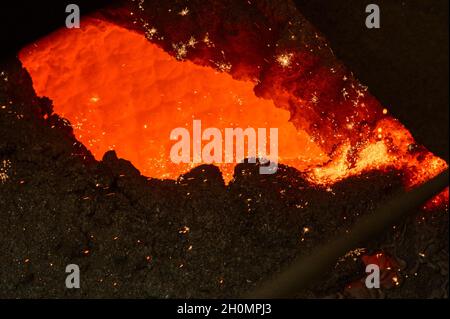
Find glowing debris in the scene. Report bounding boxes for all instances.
[0,159,11,184]
[179,226,190,234]
[145,27,157,39]
[173,42,188,60]
[187,36,197,48]
[179,7,189,16]
[276,53,293,68]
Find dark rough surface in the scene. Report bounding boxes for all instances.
[0,57,448,298]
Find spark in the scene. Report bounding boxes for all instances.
[138,0,145,11]
[179,7,189,16]
[179,226,190,234]
[392,276,400,286]
[90,95,100,103]
[340,248,366,262]
[187,36,197,48]
[0,71,8,82]
[173,42,187,60]
[145,27,157,39]
[216,61,232,72]
[276,53,293,68]
[0,159,11,184]
[203,33,214,47]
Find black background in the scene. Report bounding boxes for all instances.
[0,0,448,161]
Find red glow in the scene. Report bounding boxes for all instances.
[19,18,448,208]
[19,18,327,182]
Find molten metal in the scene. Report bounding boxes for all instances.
[19,18,326,182]
[19,18,448,207]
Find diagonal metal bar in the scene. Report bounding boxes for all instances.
[246,169,449,298]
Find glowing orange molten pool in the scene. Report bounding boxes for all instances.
[19,18,328,181]
[19,18,448,203]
